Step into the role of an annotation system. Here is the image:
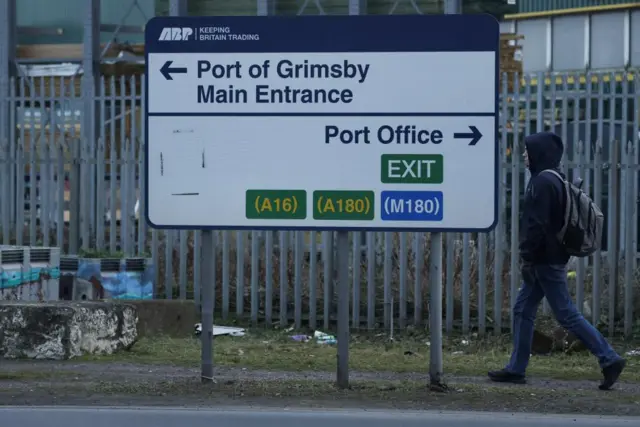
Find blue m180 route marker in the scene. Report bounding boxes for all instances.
[381,191,444,222]
[144,15,499,232]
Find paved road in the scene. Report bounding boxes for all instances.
[1,407,638,427]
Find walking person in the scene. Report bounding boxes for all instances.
[488,131,626,390]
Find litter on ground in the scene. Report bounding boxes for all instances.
[194,324,246,337]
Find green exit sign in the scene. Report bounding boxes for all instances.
[380,154,443,184]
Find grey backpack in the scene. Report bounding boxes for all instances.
[543,169,604,257]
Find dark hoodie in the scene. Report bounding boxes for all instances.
[519,132,570,265]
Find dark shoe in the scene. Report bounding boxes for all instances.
[599,359,626,391]
[488,369,526,384]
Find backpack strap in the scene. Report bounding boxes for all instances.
[541,169,571,238]
[542,169,564,183]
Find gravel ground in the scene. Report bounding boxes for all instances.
[1,360,639,415]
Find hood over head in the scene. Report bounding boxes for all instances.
[524,131,564,174]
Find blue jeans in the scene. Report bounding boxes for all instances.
[506,264,621,375]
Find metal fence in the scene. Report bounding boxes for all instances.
[1,69,639,337]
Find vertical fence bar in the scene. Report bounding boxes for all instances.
[44,79,53,246]
[151,229,159,298]
[352,232,361,328]
[582,73,593,317]
[138,75,148,255]
[0,135,7,245]
[211,231,217,316]
[624,137,634,338]
[16,137,24,246]
[194,230,202,311]
[633,71,640,319]
[6,77,17,245]
[55,85,64,249]
[593,74,605,324]
[575,139,587,312]
[165,231,173,299]
[88,83,97,250]
[509,74,521,331]
[109,76,117,252]
[222,230,230,319]
[414,232,423,326]
[573,76,585,311]
[179,230,188,299]
[15,77,25,246]
[461,233,470,334]
[620,73,633,337]
[383,232,392,329]
[128,130,138,256]
[251,231,259,325]
[445,233,454,333]
[128,75,138,254]
[34,77,44,246]
[522,73,531,181]
[27,78,37,246]
[399,233,407,329]
[9,78,16,243]
[321,232,330,329]
[309,231,318,329]
[0,0,16,246]
[236,231,245,317]
[535,72,549,315]
[560,75,569,178]
[608,143,619,336]
[121,131,129,253]
[366,232,376,330]
[548,70,557,142]
[323,231,334,330]
[294,231,303,329]
[477,231,487,335]
[42,78,54,247]
[592,138,603,322]
[279,231,289,327]
[130,136,137,253]
[119,77,128,254]
[0,72,10,244]
[493,74,510,335]
[612,73,640,284]
[96,76,106,250]
[265,230,274,325]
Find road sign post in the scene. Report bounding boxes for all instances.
[431,0,463,392]
[144,14,499,389]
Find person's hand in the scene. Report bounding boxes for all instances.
[520,260,535,283]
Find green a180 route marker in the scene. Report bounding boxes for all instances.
[313,190,374,221]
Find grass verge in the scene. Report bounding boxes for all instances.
[82,329,640,382]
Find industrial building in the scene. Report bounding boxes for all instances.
[501,3,640,72]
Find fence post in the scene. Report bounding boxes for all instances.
[0,0,16,245]
[623,140,634,338]
[77,0,101,252]
[608,139,620,337]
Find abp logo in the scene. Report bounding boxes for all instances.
[158,27,194,41]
